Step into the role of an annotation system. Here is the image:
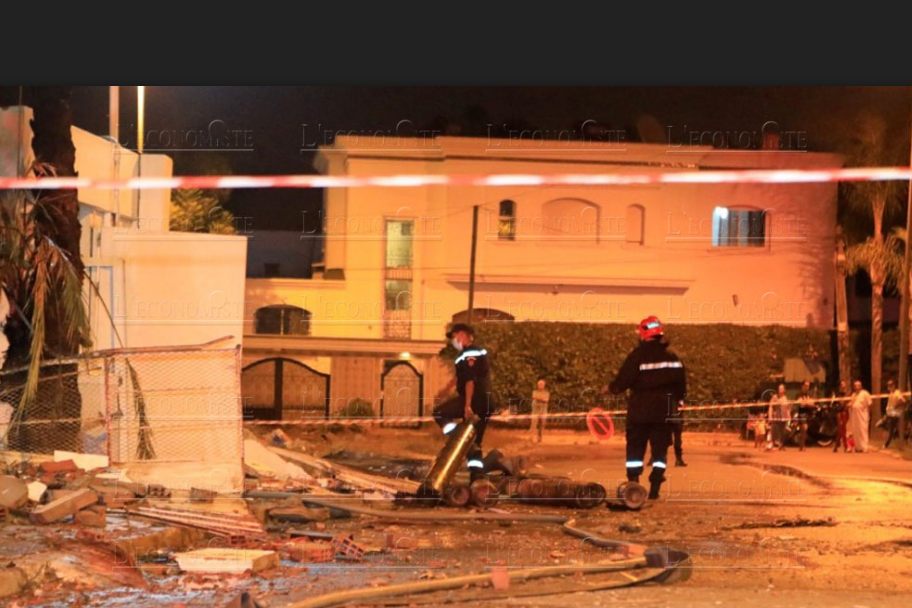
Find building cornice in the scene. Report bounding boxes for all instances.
[443,273,693,293]
[243,334,444,357]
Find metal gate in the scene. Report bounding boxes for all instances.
[241,358,330,420]
[380,361,423,420]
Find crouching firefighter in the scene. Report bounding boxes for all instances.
[431,323,493,483]
[607,316,686,501]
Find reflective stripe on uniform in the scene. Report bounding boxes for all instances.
[653,461,667,468]
[639,361,683,371]
[626,460,644,468]
[455,349,488,365]
[467,459,484,469]
[442,422,457,434]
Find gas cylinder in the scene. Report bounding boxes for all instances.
[419,416,479,497]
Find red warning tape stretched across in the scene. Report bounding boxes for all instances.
[244,392,908,429]
[2,166,912,191]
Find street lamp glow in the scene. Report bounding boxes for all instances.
[137,86,145,153]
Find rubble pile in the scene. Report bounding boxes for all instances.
[0,429,687,606]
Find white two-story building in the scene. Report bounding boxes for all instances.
[242,135,841,421]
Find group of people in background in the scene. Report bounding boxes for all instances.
[754,378,908,453]
[833,378,908,451]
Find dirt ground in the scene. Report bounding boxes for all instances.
[4,425,911,607]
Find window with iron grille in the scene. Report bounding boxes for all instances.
[498,199,516,240]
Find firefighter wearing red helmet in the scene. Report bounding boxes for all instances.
[606,316,687,500]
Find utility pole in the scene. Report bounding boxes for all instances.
[897,91,912,450]
[467,205,479,323]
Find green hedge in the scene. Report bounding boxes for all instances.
[474,322,833,418]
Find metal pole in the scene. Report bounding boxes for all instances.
[467,205,479,322]
[897,89,912,450]
[109,86,119,142]
[136,86,144,220]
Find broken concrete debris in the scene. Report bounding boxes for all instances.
[0,475,28,509]
[267,506,331,524]
[74,504,107,527]
[280,539,335,563]
[27,480,48,502]
[30,488,98,524]
[172,548,279,574]
[0,426,694,607]
[130,504,268,539]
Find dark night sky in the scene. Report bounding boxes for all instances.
[4,86,911,231]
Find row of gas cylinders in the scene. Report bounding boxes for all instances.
[429,475,647,511]
[415,418,647,510]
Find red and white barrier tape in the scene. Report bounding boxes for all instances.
[243,391,906,426]
[3,167,912,191]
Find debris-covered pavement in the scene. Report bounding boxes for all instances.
[1,426,911,607]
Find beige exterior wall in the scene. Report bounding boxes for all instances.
[249,136,840,342]
[0,106,248,354]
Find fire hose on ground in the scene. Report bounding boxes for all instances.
[247,492,692,608]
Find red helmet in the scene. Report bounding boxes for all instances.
[637,316,664,340]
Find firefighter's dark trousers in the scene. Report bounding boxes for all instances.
[433,395,488,473]
[626,422,673,484]
[672,420,684,460]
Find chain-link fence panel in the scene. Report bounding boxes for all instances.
[1,345,244,493]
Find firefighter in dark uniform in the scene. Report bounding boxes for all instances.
[432,323,493,481]
[607,316,686,500]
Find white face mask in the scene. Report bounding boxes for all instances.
[451,338,464,352]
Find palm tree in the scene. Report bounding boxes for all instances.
[0,86,91,453]
[0,186,91,451]
[842,113,908,423]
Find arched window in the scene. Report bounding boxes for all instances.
[498,200,516,240]
[255,305,312,336]
[626,204,644,245]
[541,198,600,242]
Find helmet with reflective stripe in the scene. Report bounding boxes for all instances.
[637,316,664,340]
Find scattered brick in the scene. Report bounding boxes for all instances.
[331,534,365,561]
[39,459,79,474]
[30,488,98,525]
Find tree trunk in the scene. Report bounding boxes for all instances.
[27,86,85,357]
[870,200,885,429]
[870,264,884,425]
[835,231,851,387]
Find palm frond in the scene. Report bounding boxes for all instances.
[0,188,91,408]
[846,236,905,288]
[20,242,50,409]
